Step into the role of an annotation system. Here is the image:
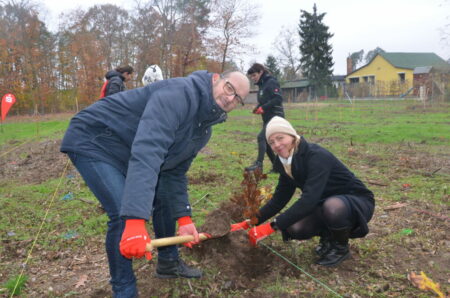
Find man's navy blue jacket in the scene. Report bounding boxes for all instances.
[61,71,227,220]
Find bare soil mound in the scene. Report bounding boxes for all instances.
[0,140,70,184]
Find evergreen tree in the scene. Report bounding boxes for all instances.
[264,55,282,80]
[298,4,334,98]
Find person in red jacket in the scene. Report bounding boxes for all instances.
[100,65,134,98]
[233,116,375,267]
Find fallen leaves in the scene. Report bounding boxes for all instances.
[384,202,408,211]
[407,271,445,298]
[402,183,411,190]
[74,274,88,289]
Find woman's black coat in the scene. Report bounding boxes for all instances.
[257,137,375,238]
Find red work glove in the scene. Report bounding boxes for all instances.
[230,220,251,232]
[253,107,264,114]
[248,222,275,246]
[177,216,199,248]
[120,219,152,260]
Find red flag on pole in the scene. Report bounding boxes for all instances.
[1,93,16,121]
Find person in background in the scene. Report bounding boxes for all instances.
[61,70,250,297]
[142,65,164,86]
[232,116,375,267]
[245,63,285,173]
[102,65,134,97]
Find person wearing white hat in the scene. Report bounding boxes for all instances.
[232,116,375,267]
[142,64,164,86]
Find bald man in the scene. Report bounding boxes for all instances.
[61,70,250,296]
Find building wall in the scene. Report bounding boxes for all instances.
[413,73,431,97]
[346,55,414,97]
[347,55,413,83]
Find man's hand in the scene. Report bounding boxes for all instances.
[177,216,199,248]
[253,107,264,114]
[120,219,152,260]
[248,222,275,246]
[230,220,251,232]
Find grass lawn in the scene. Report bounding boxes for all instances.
[0,100,449,297]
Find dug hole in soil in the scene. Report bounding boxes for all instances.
[136,203,280,297]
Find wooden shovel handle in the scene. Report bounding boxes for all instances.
[146,233,210,251]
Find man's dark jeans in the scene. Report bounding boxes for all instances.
[67,153,178,297]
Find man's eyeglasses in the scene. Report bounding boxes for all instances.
[223,80,244,106]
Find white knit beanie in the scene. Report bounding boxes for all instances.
[266,116,300,142]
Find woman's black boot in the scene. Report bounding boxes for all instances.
[314,230,331,257]
[315,228,350,267]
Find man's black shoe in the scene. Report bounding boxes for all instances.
[156,258,202,279]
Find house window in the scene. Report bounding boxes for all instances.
[363,75,375,84]
[349,77,359,84]
[398,73,406,82]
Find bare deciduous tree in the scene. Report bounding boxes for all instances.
[131,3,164,80]
[208,0,259,72]
[273,26,302,80]
[147,0,212,77]
[82,4,132,69]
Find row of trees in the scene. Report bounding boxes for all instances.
[0,0,260,114]
[0,0,336,114]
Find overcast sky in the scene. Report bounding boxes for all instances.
[40,0,449,75]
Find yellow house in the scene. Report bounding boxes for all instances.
[345,52,448,97]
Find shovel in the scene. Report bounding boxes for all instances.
[146,210,234,251]
[146,233,211,251]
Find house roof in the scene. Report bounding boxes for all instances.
[346,52,449,77]
[281,79,310,88]
[413,66,433,74]
[379,52,448,69]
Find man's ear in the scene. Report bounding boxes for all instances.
[212,73,220,83]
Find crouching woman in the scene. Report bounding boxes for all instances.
[233,116,374,266]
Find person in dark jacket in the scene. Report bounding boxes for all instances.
[245,63,285,173]
[61,70,249,297]
[104,65,134,96]
[232,116,375,267]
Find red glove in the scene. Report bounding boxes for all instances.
[120,219,152,260]
[253,107,264,114]
[248,222,275,246]
[230,220,251,232]
[177,216,199,248]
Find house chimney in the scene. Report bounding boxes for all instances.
[346,57,353,75]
